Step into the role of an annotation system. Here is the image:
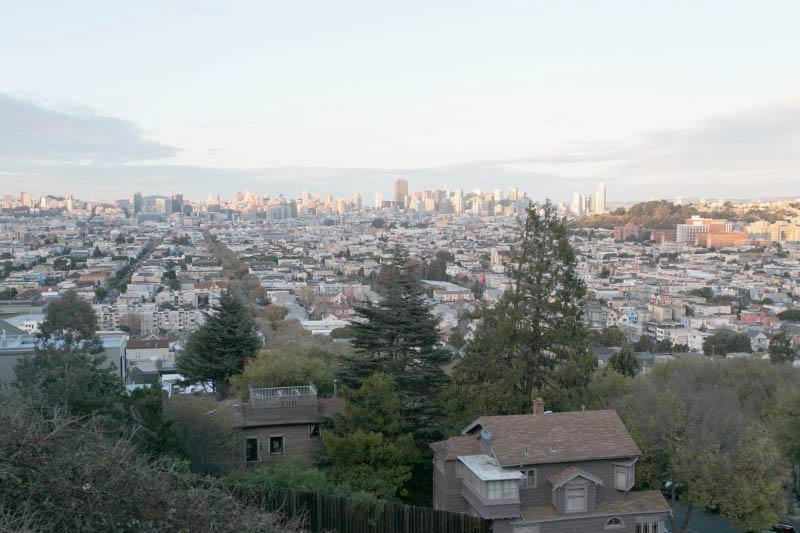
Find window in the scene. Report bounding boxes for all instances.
[513,525,540,533]
[309,423,321,438]
[614,463,635,491]
[636,522,660,533]
[605,517,625,529]
[502,480,517,499]
[244,437,259,463]
[486,480,518,500]
[455,461,464,479]
[565,488,586,513]
[523,468,537,488]
[269,436,284,456]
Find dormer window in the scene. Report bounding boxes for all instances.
[565,487,586,513]
[613,459,636,491]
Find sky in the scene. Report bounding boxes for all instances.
[1,0,799,204]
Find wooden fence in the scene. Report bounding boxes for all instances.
[248,487,491,533]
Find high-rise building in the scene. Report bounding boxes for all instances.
[354,192,362,211]
[374,193,384,208]
[133,192,143,214]
[508,187,520,201]
[571,192,584,216]
[171,194,184,213]
[594,182,606,214]
[394,179,408,209]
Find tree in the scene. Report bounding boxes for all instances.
[14,290,123,416]
[176,289,260,396]
[607,345,639,377]
[452,202,595,418]
[596,326,626,347]
[0,402,283,532]
[232,346,339,399]
[633,335,657,353]
[655,338,674,353]
[778,309,800,322]
[323,373,421,500]
[166,395,239,476]
[618,359,788,533]
[341,246,450,444]
[703,332,752,356]
[769,328,798,364]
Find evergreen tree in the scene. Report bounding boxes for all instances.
[769,327,797,364]
[451,201,595,419]
[177,288,260,396]
[322,373,421,500]
[341,246,450,442]
[14,290,123,415]
[608,344,639,377]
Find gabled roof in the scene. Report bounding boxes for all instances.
[547,466,604,490]
[461,410,641,466]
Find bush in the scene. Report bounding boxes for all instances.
[0,401,288,532]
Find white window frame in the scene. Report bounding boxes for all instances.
[269,435,284,456]
[244,437,259,463]
[605,517,625,529]
[635,521,661,533]
[565,487,586,513]
[487,481,503,499]
[523,468,537,488]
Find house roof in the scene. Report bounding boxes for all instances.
[430,434,482,460]
[547,466,605,490]
[461,410,641,466]
[459,455,526,482]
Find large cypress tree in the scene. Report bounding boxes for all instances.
[341,246,450,442]
[451,201,595,419]
[177,288,260,396]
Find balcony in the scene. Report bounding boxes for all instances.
[249,384,318,409]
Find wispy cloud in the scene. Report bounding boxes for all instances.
[0,93,177,164]
[1,93,798,201]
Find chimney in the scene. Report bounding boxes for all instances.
[533,397,545,415]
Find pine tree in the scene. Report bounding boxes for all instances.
[341,246,451,442]
[452,201,595,418]
[177,288,260,396]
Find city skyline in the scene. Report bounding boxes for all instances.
[2,1,800,200]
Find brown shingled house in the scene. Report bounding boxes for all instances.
[430,398,670,533]
[235,384,344,467]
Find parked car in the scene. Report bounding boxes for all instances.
[745,525,797,533]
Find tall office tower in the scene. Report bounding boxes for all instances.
[452,189,464,214]
[594,182,606,214]
[394,179,408,209]
[675,196,683,206]
[374,192,384,208]
[354,192,362,211]
[133,192,143,214]
[171,194,184,213]
[20,192,31,207]
[66,194,74,212]
[571,192,584,215]
[301,190,309,205]
[508,187,519,201]
[494,188,503,202]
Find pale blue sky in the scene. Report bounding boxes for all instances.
[1,0,799,202]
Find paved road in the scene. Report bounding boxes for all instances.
[670,503,738,533]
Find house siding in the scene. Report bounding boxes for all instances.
[241,423,320,466]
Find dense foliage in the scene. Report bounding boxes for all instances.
[450,202,595,422]
[177,288,261,396]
